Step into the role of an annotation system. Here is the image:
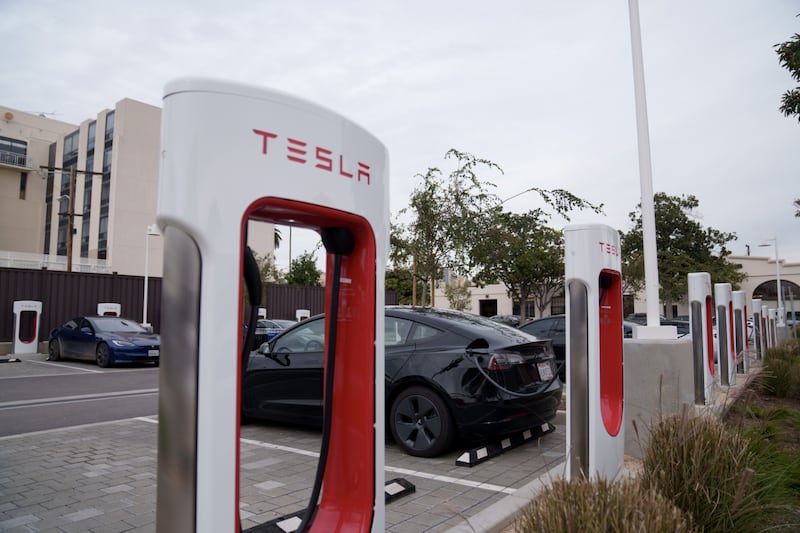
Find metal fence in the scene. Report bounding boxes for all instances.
[0,268,398,343]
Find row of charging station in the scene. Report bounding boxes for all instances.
[687,275,783,408]
[150,79,782,530]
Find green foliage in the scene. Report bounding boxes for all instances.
[443,277,472,311]
[285,250,322,286]
[471,210,564,323]
[762,340,800,399]
[641,411,767,532]
[775,31,800,122]
[515,477,695,533]
[620,193,744,314]
[392,148,602,309]
[385,267,421,305]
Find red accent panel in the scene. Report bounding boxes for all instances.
[598,269,623,436]
[705,296,714,377]
[18,310,38,343]
[728,302,735,363]
[242,198,377,533]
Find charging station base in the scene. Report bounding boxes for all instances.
[455,423,555,467]
[244,478,416,532]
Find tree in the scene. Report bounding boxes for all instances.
[254,252,284,284]
[775,31,800,122]
[285,250,322,286]
[775,29,800,214]
[620,193,745,317]
[394,149,603,308]
[472,210,564,323]
[444,277,472,311]
[385,267,421,305]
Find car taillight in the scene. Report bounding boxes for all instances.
[488,353,524,370]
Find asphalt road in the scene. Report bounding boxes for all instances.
[0,356,158,436]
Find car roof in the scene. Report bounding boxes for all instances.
[272,306,546,348]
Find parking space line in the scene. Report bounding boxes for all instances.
[0,389,158,409]
[133,418,523,495]
[27,360,105,373]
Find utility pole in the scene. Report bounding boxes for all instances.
[41,165,104,272]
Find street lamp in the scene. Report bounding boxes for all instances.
[143,223,161,329]
[759,237,783,326]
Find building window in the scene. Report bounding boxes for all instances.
[19,172,27,200]
[104,111,115,144]
[87,121,96,153]
[63,130,79,162]
[0,135,28,167]
[550,294,566,315]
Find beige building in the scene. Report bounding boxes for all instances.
[433,254,800,322]
[1,100,275,277]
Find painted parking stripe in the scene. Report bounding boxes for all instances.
[0,389,158,409]
[135,418,520,495]
[27,360,105,373]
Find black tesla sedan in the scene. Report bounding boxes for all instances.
[242,306,562,457]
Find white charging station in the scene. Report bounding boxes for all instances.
[688,273,714,405]
[768,308,778,348]
[155,79,388,533]
[714,283,735,386]
[257,307,267,320]
[565,224,624,480]
[97,302,122,316]
[12,300,42,355]
[732,291,748,374]
[751,299,763,360]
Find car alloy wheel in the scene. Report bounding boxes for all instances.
[390,386,453,457]
[48,340,61,361]
[96,343,111,368]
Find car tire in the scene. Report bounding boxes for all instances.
[390,386,454,458]
[96,343,112,368]
[48,340,61,361]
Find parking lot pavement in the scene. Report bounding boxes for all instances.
[1,353,566,532]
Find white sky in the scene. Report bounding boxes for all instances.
[3,0,799,272]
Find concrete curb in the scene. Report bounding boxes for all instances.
[444,462,566,533]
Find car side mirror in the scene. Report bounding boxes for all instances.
[80,326,93,335]
[257,342,270,355]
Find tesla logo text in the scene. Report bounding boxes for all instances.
[598,241,620,257]
[253,129,371,185]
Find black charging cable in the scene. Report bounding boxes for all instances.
[241,246,263,384]
[296,228,355,533]
[465,349,562,398]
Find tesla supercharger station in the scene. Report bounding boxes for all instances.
[155,79,388,533]
[688,273,714,406]
[752,299,763,360]
[714,283,736,386]
[732,291,748,374]
[12,300,42,355]
[97,302,121,316]
[565,224,624,480]
[768,308,778,348]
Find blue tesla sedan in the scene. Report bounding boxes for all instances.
[48,316,160,367]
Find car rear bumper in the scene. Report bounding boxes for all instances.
[453,382,562,439]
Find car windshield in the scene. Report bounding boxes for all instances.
[91,317,146,333]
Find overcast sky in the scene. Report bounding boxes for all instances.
[3,0,799,271]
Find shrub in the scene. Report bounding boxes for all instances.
[640,410,765,532]
[762,342,800,399]
[514,477,695,533]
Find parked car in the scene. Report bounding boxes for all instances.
[48,316,160,367]
[518,315,566,381]
[253,319,296,345]
[489,314,521,327]
[243,306,562,457]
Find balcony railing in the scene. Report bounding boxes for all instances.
[0,150,31,169]
[0,250,111,273]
